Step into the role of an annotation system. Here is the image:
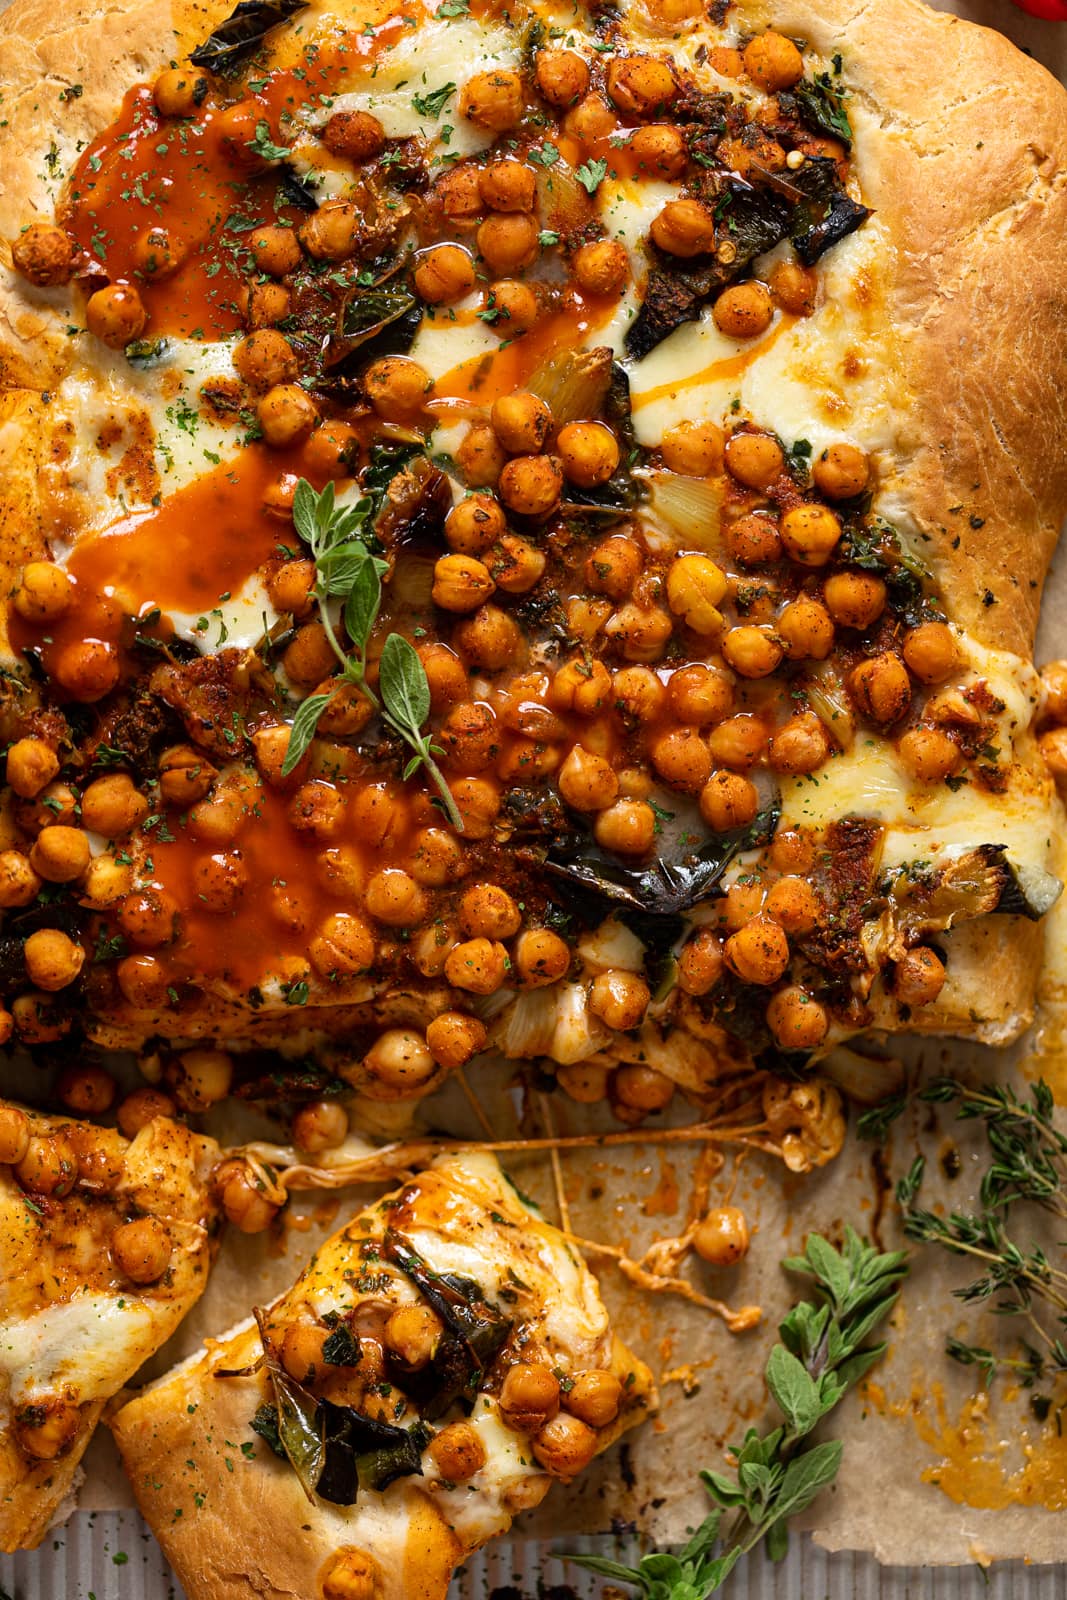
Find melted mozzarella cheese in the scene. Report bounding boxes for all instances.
[409,301,499,382]
[167,576,280,653]
[0,1294,157,1405]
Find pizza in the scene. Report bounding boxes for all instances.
[110,1150,654,1600]
[0,1096,220,1550]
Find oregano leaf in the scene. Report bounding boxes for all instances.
[281,692,331,775]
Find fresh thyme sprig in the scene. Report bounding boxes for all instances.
[279,478,463,830]
[894,1075,1067,1387]
[568,1229,907,1598]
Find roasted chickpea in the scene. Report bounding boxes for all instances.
[535,49,590,107]
[678,928,724,996]
[116,1087,175,1138]
[582,537,639,603]
[1042,660,1067,724]
[614,1062,673,1112]
[257,383,318,448]
[893,946,946,1008]
[0,850,40,909]
[498,454,562,518]
[607,55,676,116]
[722,624,783,679]
[444,936,509,994]
[897,724,961,782]
[166,1047,233,1112]
[692,1205,750,1265]
[112,1215,171,1284]
[385,1304,443,1370]
[499,1363,560,1432]
[5,737,59,800]
[30,826,90,884]
[849,651,912,725]
[81,772,149,837]
[724,914,790,985]
[823,570,886,629]
[303,421,359,481]
[743,30,804,90]
[611,665,666,723]
[11,221,75,286]
[699,770,757,832]
[491,392,552,455]
[768,712,831,774]
[233,328,297,390]
[666,554,728,635]
[298,201,360,262]
[507,928,568,989]
[432,553,496,614]
[460,882,521,939]
[14,561,73,624]
[85,283,147,348]
[248,223,301,277]
[593,798,655,857]
[414,243,476,304]
[572,239,629,296]
[661,419,724,476]
[557,422,620,489]
[23,928,85,992]
[116,886,179,949]
[132,225,183,280]
[440,702,499,772]
[776,597,834,661]
[902,621,959,684]
[769,258,818,315]
[15,1131,77,1196]
[604,601,673,660]
[765,875,820,934]
[115,954,169,1009]
[476,211,540,275]
[532,1412,598,1476]
[650,197,716,257]
[461,69,525,130]
[364,868,427,928]
[51,637,120,701]
[713,281,773,339]
[456,421,507,488]
[557,744,618,811]
[363,355,431,420]
[650,727,712,793]
[779,503,842,566]
[289,1099,347,1157]
[479,159,536,213]
[417,643,469,713]
[726,512,781,566]
[323,108,386,161]
[724,431,784,490]
[708,714,766,770]
[489,533,546,596]
[363,1028,438,1091]
[215,101,270,168]
[589,969,650,1032]
[629,123,687,178]
[242,280,290,328]
[429,1421,486,1482]
[485,278,539,332]
[14,1398,82,1462]
[217,1162,278,1233]
[566,87,619,137]
[0,1105,30,1166]
[425,1010,487,1068]
[813,442,870,500]
[321,1549,382,1600]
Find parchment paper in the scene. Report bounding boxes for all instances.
[11,0,1067,1578]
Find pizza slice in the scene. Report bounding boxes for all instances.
[110,1150,654,1600]
[0,1097,220,1550]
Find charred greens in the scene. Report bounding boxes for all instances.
[190,0,308,71]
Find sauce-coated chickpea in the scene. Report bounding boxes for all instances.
[432,553,496,613]
[722,625,783,679]
[489,533,545,595]
[692,1205,750,1265]
[779,503,842,566]
[727,512,781,566]
[24,928,85,992]
[112,1215,172,1284]
[414,243,476,304]
[558,744,619,811]
[724,431,784,489]
[215,101,270,168]
[257,383,318,448]
[776,597,834,660]
[6,737,59,799]
[15,1132,77,1196]
[769,258,818,315]
[81,772,149,837]
[550,657,613,716]
[666,553,727,635]
[304,420,359,480]
[614,1062,673,1111]
[14,561,73,623]
[444,937,509,994]
[1042,660,1067,724]
[410,827,466,887]
[117,886,179,948]
[167,1047,233,1111]
[298,201,360,262]
[14,1398,82,1462]
[893,946,946,1008]
[557,422,620,488]
[499,1363,560,1432]
[363,1028,438,1091]
[117,1086,176,1138]
[323,109,386,161]
[513,928,571,986]
[244,281,291,330]
[594,798,656,856]
[498,454,562,518]
[292,1099,349,1153]
[613,664,667,722]
[768,712,831,775]
[309,911,376,977]
[765,875,820,933]
[572,239,629,296]
[700,770,758,831]
[766,983,830,1048]
[12,221,75,285]
[650,727,712,793]
[460,69,525,131]
[52,638,119,701]
[531,1412,598,1476]
[708,713,767,769]
[713,282,773,339]
[590,969,650,1031]
[491,392,552,454]
[586,536,642,600]
[724,914,790,985]
[116,953,169,1008]
[557,1060,609,1103]
[0,1105,30,1165]
[233,329,297,390]
[743,31,804,90]
[86,284,147,348]
[898,725,962,782]
[425,1010,487,1068]
[813,442,869,500]
[321,1548,382,1600]
[132,226,184,279]
[823,570,886,629]
[0,850,40,908]
[629,124,687,178]
[678,928,724,995]
[849,651,912,725]
[385,1304,443,1369]
[650,197,716,258]
[30,826,90,884]
[279,1320,329,1384]
[364,868,427,928]
[429,1421,486,1482]
[249,224,301,277]
[566,1370,622,1428]
[476,212,540,274]
[456,422,507,488]
[486,278,539,332]
[419,642,469,709]
[607,55,676,116]
[460,882,521,939]
[902,621,959,684]
[219,1164,279,1233]
[479,159,536,213]
[661,419,724,476]
[535,49,590,107]
[363,356,431,421]
[441,703,498,772]
[159,744,218,807]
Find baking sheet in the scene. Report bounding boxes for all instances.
[4,0,1067,1594]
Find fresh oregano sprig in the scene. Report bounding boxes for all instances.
[568,1228,907,1597]
[279,478,463,830]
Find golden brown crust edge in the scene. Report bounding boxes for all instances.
[761,0,1067,659]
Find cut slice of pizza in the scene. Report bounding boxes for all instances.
[0,1098,220,1551]
[110,1150,654,1600]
